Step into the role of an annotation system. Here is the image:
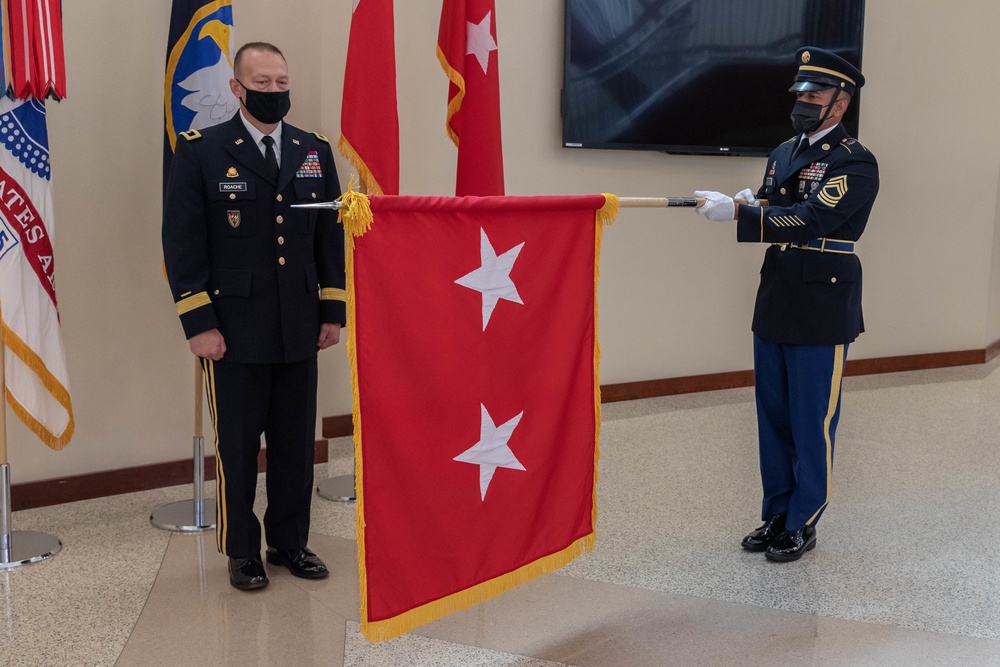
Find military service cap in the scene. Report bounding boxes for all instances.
[789,47,864,96]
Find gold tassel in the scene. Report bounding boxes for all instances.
[597,193,620,226]
[337,174,374,238]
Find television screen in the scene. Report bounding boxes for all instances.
[562,0,866,157]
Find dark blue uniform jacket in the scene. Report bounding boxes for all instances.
[162,114,346,364]
[736,123,879,346]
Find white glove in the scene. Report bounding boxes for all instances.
[733,188,760,207]
[694,190,734,222]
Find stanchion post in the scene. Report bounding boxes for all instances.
[149,357,216,532]
[0,330,62,569]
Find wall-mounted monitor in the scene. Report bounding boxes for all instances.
[562,0,866,157]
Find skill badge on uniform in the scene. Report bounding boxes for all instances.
[798,180,806,193]
[296,151,323,178]
[799,162,828,181]
[227,167,239,178]
[227,210,241,228]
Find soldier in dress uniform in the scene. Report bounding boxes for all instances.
[693,47,879,561]
[162,42,345,589]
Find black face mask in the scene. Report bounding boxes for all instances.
[790,86,842,135]
[789,100,828,135]
[236,79,291,124]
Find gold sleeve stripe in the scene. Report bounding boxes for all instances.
[321,288,347,302]
[176,291,212,316]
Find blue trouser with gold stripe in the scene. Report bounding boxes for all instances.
[753,335,848,532]
[201,355,318,557]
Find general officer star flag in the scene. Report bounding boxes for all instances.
[0,96,73,449]
[339,193,619,641]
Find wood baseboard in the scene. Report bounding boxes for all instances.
[12,342,1000,511]
[10,440,328,512]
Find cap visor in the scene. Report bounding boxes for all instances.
[789,81,832,92]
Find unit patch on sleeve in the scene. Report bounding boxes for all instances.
[296,151,323,178]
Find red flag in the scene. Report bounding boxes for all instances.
[339,0,399,195]
[341,193,619,641]
[437,0,504,196]
[6,0,67,100]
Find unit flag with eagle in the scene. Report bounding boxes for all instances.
[163,0,237,190]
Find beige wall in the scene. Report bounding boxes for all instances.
[6,0,1000,483]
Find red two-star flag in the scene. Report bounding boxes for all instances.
[339,0,399,195]
[437,0,504,196]
[341,193,619,641]
[6,0,67,100]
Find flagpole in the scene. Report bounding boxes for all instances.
[618,197,765,207]
[149,357,216,532]
[0,329,63,569]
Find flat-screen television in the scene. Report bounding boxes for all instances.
[561,0,866,157]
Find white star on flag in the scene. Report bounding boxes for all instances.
[455,228,524,330]
[454,404,526,501]
[466,10,498,75]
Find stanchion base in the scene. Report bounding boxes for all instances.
[150,500,217,532]
[317,475,355,502]
[0,531,62,570]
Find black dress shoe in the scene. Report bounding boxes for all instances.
[265,547,330,579]
[741,514,786,552]
[765,525,817,562]
[229,555,268,590]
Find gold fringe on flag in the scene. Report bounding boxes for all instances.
[597,192,620,226]
[1,321,74,450]
[337,174,374,238]
[337,134,385,196]
[362,531,596,643]
[435,46,465,147]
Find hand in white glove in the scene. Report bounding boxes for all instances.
[694,190,735,222]
[733,188,760,207]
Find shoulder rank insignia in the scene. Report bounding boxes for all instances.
[310,132,329,143]
[840,137,866,153]
[180,129,202,141]
[226,167,239,178]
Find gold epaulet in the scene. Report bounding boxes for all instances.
[781,136,796,145]
[180,129,202,141]
[310,132,329,143]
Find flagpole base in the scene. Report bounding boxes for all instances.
[150,500,217,532]
[0,531,62,570]
[317,475,355,502]
[150,436,216,531]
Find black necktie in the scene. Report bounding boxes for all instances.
[261,135,279,181]
[792,136,808,159]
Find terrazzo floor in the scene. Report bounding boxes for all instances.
[4,359,1000,666]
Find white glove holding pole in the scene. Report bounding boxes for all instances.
[733,188,760,207]
[694,190,735,222]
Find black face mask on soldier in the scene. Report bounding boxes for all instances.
[789,90,839,135]
[236,80,291,124]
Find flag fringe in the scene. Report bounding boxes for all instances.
[337,134,385,197]
[1,321,74,450]
[337,175,374,238]
[362,531,595,643]
[346,230,373,645]
[597,193,620,226]
[435,45,465,147]
[592,200,609,547]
